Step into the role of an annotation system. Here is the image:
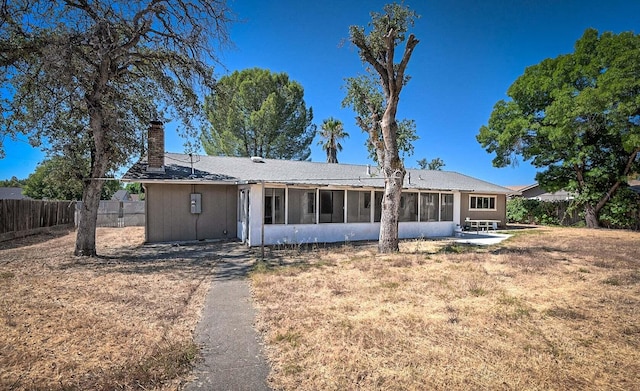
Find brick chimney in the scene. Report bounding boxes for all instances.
[146,121,165,173]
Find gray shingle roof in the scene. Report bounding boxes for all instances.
[0,187,29,199]
[123,153,512,194]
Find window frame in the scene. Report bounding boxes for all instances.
[469,195,497,211]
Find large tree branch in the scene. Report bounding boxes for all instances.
[395,33,419,93]
[594,147,640,212]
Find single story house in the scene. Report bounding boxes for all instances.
[506,183,574,201]
[111,189,133,202]
[122,122,513,246]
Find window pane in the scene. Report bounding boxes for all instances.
[399,192,418,222]
[347,190,371,223]
[420,193,439,221]
[374,191,384,222]
[320,190,344,223]
[441,194,453,221]
[288,188,316,224]
[490,197,495,209]
[264,188,285,224]
[470,196,476,209]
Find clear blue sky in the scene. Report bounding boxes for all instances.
[1,0,639,186]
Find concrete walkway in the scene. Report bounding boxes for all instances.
[185,246,270,391]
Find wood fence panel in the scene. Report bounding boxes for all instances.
[0,199,75,240]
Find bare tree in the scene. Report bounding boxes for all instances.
[348,3,419,253]
[0,0,232,255]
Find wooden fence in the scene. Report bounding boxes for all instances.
[0,199,75,242]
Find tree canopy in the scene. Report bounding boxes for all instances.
[343,74,418,164]
[0,1,232,255]
[318,117,349,163]
[477,29,640,227]
[23,156,120,201]
[347,3,419,253]
[417,157,445,170]
[202,68,315,160]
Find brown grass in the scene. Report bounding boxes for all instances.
[251,227,640,390]
[0,227,216,390]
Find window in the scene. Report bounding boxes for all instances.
[419,193,439,222]
[374,191,384,222]
[441,194,454,221]
[319,190,344,223]
[399,192,418,222]
[347,191,371,223]
[288,188,316,224]
[469,195,496,211]
[264,188,285,224]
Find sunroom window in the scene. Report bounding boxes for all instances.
[347,190,371,223]
[419,193,439,222]
[319,190,344,223]
[399,192,418,222]
[288,188,316,224]
[441,194,454,221]
[264,188,285,224]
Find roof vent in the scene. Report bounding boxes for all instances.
[250,156,265,163]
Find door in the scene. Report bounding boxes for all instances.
[240,189,250,243]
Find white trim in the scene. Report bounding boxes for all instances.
[469,194,498,211]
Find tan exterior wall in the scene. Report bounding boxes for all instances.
[459,193,507,227]
[145,183,237,243]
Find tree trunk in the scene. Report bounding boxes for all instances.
[584,204,600,228]
[74,110,109,256]
[75,178,103,256]
[378,166,404,253]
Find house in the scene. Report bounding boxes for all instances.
[0,187,29,200]
[506,183,574,201]
[111,189,132,201]
[122,122,512,245]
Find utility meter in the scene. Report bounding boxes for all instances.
[190,193,202,214]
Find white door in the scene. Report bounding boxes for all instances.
[240,190,250,243]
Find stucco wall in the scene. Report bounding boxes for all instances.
[145,183,237,242]
[459,193,507,226]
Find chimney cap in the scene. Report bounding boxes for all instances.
[150,120,163,126]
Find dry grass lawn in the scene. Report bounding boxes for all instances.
[0,227,217,390]
[251,227,640,390]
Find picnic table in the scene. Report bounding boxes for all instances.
[464,219,501,232]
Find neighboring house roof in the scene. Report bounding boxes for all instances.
[507,183,574,201]
[123,154,513,194]
[111,189,131,201]
[630,180,640,195]
[0,187,29,200]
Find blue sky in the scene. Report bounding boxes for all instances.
[1,0,639,186]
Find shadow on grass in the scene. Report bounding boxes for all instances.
[0,226,75,251]
[59,240,262,281]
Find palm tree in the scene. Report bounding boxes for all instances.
[318,117,349,163]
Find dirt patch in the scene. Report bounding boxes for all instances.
[0,227,249,390]
[251,227,640,390]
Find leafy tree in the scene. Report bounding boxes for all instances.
[124,182,145,200]
[478,29,640,228]
[345,3,419,253]
[202,68,315,160]
[417,157,445,170]
[23,156,120,200]
[343,74,418,165]
[318,117,349,163]
[1,1,232,255]
[0,176,26,187]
